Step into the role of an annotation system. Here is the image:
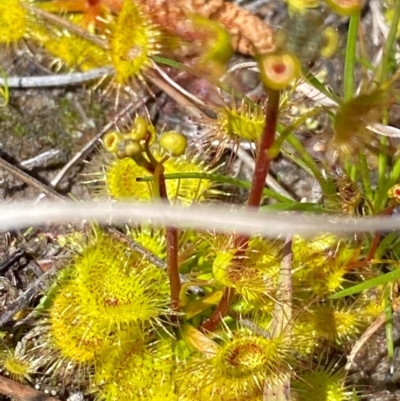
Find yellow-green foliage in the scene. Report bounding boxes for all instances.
[105,157,153,201]
[293,303,365,355]
[111,0,161,82]
[0,0,27,43]
[49,282,136,363]
[188,14,233,80]
[179,330,291,401]
[190,15,232,65]
[100,118,215,205]
[293,364,352,401]
[42,227,379,396]
[129,227,166,259]
[385,4,400,38]
[1,348,34,383]
[42,229,171,379]
[291,234,356,296]
[163,154,214,205]
[96,339,176,401]
[211,234,356,307]
[5,3,397,400]
[216,103,265,143]
[210,233,361,324]
[73,230,170,325]
[212,236,282,299]
[40,31,109,71]
[104,152,214,205]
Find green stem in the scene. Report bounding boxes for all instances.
[375,0,400,210]
[343,11,359,175]
[137,172,292,203]
[270,107,324,159]
[359,151,372,200]
[344,12,359,102]
[390,156,400,183]
[384,285,394,375]
[376,136,389,210]
[284,133,334,196]
[381,0,400,84]
[306,72,341,104]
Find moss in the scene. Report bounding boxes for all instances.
[0,88,106,163]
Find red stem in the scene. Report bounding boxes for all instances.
[200,287,236,332]
[349,204,396,270]
[247,89,280,207]
[154,161,181,310]
[166,226,181,310]
[201,89,280,332]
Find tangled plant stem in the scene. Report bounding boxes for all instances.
[166,226,181,311]
[201,88,280,332]
[246,89,280,209]
[157,162,182,311]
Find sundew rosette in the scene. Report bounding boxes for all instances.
[199,101,265,161]
[1,348,36,383]
[111,0,162,82]
[128,226,166,259]
[291,234,358,296]
[292,300,368,357]
[48,282,140,363]
[72,230,171,327]
[104,152,215,205]
[292,361,353,401]
[212,235,282,301]
[177,327,292,401]
[95,339,176,401]
[0,0,27,43]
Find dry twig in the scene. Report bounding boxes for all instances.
[0,157,64,200]
[265,235,293,401]
[0,264,59,326]
[0,67,113,88]
[345,309,400,373]
[37,99,146,200]
[0,375,60,401]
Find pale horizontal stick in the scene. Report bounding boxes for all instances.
[0,201,398,237]
[0,67,113,88]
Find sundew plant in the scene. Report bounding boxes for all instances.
[1,0,400,401]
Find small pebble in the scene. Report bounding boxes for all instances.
[68,391,85,401]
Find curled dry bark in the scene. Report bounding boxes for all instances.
[211,1,276,55]
[143,0,276,55]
